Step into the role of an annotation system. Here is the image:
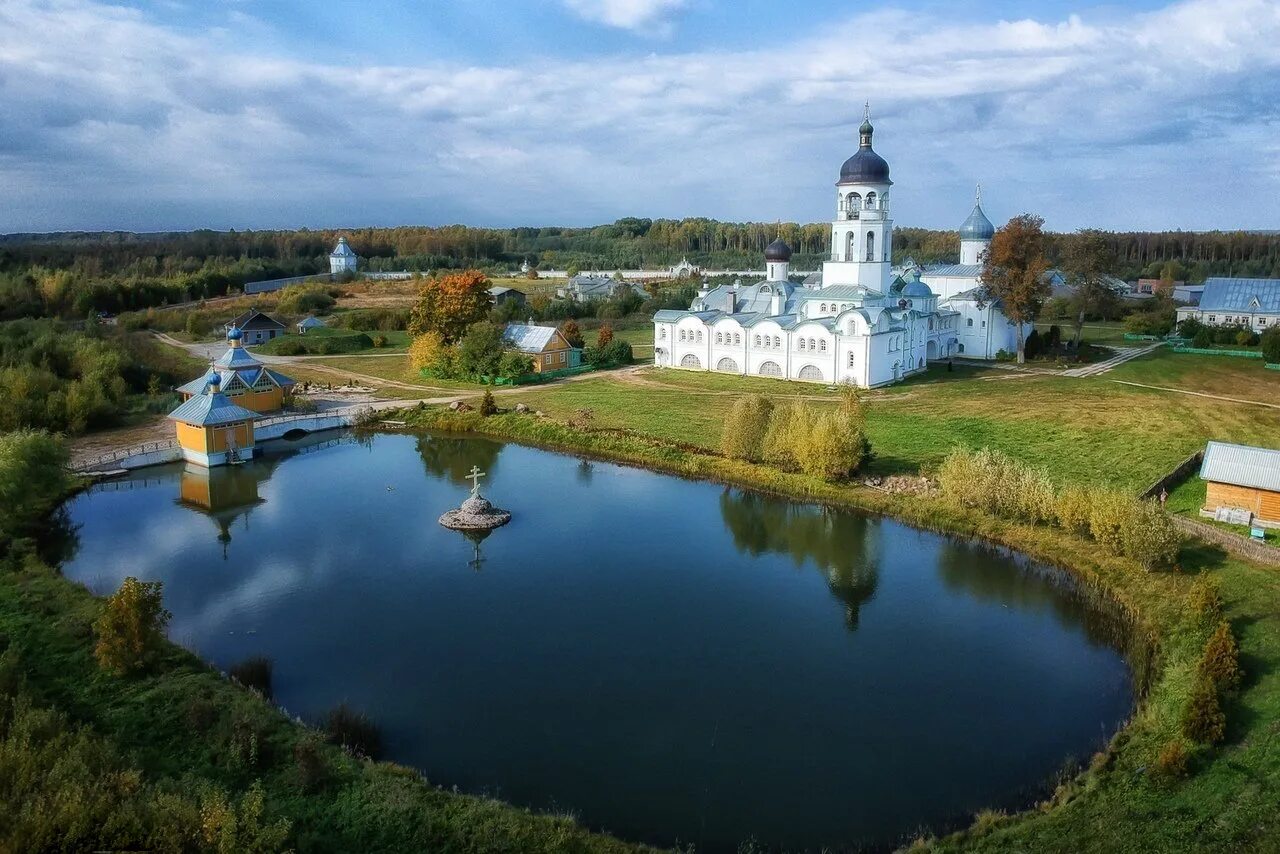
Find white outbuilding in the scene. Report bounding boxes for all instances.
[329,237,359,275]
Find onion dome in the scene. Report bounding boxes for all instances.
[227,325,243,341]
[764,237,792,262]
[839,112,891,185]
[901,274,933,298]
[959,202,996,241]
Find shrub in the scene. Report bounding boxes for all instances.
[762,402,814,471]
[371,334,387,348]
[293,737,330,793]
[1055,485,1094,536]
[1023,328,1043,359]
[270,338,307,356]
[720,394,773,462]
[1177,317,1203,339]
[1119,499,1181,569]
[227,656,273,699]
[1262,326,1280,363]
[496,351,533,379]
[276,284,336,315]
[596,323,614,348]
[409,331,445,371]
[197,780,292,852]
[1192,328,1213,349]
[1186,577,1224,623]
[1182,673,1226,745]
[1088,489,1131,555]
[1200,621,1242,694]
[802,411,866,480]
[479,389,497,416]
[323,703,382,759]
[559,319,584,349]
[93,577,171,675]
[0,430,71,542]
[1153,738,1190,780]
[1234,329,1258,347]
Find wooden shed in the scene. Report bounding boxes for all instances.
[1199,441,1280,527]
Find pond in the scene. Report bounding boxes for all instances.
[61,432,1133,851]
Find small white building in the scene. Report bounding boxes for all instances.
[329,237,359,275]
[652,113,1028,386]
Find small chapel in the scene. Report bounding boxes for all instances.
[168,325,297,467]
[653,111,1029,387]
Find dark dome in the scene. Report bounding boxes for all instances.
[764,237,792,262]
[839,119,891,185]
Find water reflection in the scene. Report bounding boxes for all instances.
[177,460,279,557]
[415,433,502,487]
[719,489,879,629]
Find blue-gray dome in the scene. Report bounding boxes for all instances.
[902,278,933,298]
[959,204,995,241]
[227,325,242,341]
[764,237,792,262]
[839,119,891,185]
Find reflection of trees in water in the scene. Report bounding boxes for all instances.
[415,434,503,488]
[936,537,1134,656]
[40,506,81,567]
[719,489,879,630]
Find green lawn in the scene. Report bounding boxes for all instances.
[1106,348,1280,405]
[1036,320,1131,345]
[509,355,1276,492]
[256,327,410,356]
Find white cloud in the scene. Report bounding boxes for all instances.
[0,0,1278,231]
[561,0,686,30]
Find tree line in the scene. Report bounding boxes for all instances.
[3,220,1279,321]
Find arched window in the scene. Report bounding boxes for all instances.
[715,332,723,344]
[798,338,806,350]
[659,327,666,339]
[754,334,761,347]
[734,333,741,345]
[866,231,875,262]
[847,192,861,217]
[866,191,877,210]
[819,340,827,352]
[928,318,934,330]
[696,330,703,343]
[679,329,686,341]
[847,352,856,367]
[809,337,816,350]
[773,336,780,348]
[846,232,857,260]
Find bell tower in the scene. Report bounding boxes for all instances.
[823,104,893,292]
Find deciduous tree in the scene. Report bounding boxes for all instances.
[560,319,584,349]
[981,214,1050,364]
[1062,228,1120,347]
[408,270,492,343]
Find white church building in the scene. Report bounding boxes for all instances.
[329,237,359,274]
[653,115,1029,387]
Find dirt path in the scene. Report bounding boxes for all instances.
[1108,380,1280,410]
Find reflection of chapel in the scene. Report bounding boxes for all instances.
[176,459,280,557]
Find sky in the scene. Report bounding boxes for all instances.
[2,0,1279,234]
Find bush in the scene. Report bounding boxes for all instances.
[93,577,171,675]
[801,411,866,481]
[1200,621,1242,694]
[596,324,614,348]
[1234,329,1259,347]
[0,430,71,542]
[409,331,445,371]
[1262,326,1280,363]
[1153,738,1190,780]
[293,737,330,793]
[1186,577,1224,623]
[1088,489,1131,555]
[1192,328,1214,349]
[227,656,273,699]
[371,334,388,348]
[1119,499,1181,569]
[762,402,814,471]
[271,338,307,356]
[323,703,382,759]
[1181,672,1226,745]
[479,389,497,416]
[1055,485,1094,536]
[559,319,584,349]
[276,284,336,315]
[1177,317,1203,339]
[1023,329,1043,359]
[721,394,773,462]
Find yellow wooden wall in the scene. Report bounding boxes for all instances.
[1205,481,1280,522]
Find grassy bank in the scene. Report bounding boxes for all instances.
[389,404,1279,852]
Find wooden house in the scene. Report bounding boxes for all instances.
[501,324,581,374]
[225,309,287,345]
[1200,441,1280,527]
[177,326,295,413]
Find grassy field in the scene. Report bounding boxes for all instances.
[1105,349,1280,405]
[256,327,410,355]
[1035,320,1132,345]
[505,354,1276,492]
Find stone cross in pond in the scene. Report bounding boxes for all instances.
[467,465,486,496]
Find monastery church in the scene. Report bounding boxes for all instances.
[653,113,1027,387]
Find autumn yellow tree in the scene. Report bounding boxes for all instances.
[980,214,1050,364]
[408,270,493,343]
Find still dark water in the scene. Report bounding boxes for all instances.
[61,432,1133,851]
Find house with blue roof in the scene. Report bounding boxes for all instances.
[168,374,260,467]
[501,323,581,373]
[653,116,1029,386]
[1175,277,1280,332]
